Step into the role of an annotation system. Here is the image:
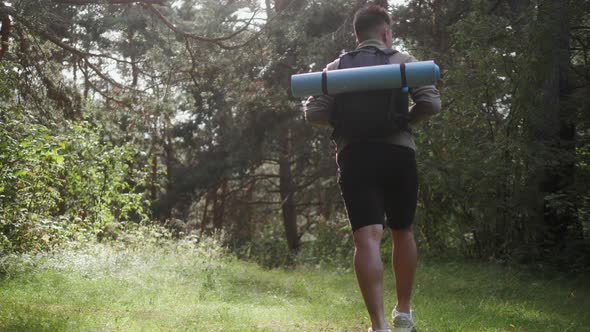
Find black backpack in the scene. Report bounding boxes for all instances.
[330,46,409,140]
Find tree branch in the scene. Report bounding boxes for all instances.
[142,3,265,50]
[78,60,132,107]
[53,0,164,5]
[37,29,136,65]
[32,60,79,116]
[487,0,504,14]
[38,29,125,88]
[184,39,200,88]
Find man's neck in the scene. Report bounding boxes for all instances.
[357,39,387,49]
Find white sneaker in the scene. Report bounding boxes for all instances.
[392,307,416,332]
[368,328,391,332]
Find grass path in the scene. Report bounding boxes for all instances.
[0,242,589,331]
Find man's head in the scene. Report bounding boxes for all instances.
[353,5,392,48]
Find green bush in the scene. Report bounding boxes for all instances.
[0,64,150,253]
[235,222,293,268]
[295,221,354,268]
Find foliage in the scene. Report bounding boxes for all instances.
[392,0,590,268]
[237,215,356,269]
[0,63,149,253]
[0,0,589,270]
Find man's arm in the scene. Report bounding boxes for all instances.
[304,94,335,127]
[392,53,442,124]
[408,84,441,124]
[303,59,339,128]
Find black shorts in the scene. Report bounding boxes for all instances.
[337,142,418,232]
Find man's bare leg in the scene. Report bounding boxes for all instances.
[353,224,388,330]
[391,227,417,314]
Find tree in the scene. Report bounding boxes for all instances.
[520,0,583,262]
[392,0,589,266]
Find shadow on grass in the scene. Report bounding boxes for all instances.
[0,308,71,332]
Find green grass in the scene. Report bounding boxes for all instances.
[0,240,589,331]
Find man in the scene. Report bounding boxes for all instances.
[304,5,441,332]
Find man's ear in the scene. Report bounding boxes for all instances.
[380,29,388,43]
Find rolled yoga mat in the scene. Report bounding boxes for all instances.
[291,61,440,97]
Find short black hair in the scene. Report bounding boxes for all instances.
[353,5,391,42]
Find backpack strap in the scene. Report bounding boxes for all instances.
[338,46,398,69]
[391,61,410,133]
[321,68,329,95]
[400,62,407,89]
[380,48,398,56]
[343,46,397,56]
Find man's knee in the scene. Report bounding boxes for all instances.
[390,225,414,240]
[353,224,383,248]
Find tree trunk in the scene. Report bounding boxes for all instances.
[213,181,227,231]
[431,0,448,56]
[127,28,139,88]
[83,61,90,100]
[318,189,331,221]
[0,2,11,60]
[201,188,213,234]
[268,0,301,252]
[279,128,299,251]
[150,149,158,203]
[235,182,255,247]
[163,117,174,185]
[508,0,529,15]
[525,0,580,260]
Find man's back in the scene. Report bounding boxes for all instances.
[331,46,409,141]
[304,39,440,154]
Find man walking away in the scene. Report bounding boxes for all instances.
[304,4,441,332]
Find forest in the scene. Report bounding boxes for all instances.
[1,0,589,270]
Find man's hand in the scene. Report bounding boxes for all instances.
[304,95,335,128]
[408,99,441,124]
